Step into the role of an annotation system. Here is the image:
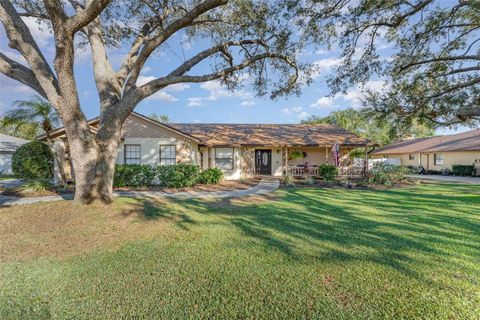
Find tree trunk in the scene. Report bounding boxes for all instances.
[67,127,121,204]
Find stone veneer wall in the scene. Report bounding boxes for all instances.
[240,147,255,178]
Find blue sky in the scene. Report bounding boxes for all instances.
[0,15,469,135]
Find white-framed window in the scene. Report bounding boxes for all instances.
[409,154,415,160]
[434,153,444,166]
[160,145,176,165]
[124,144,141,164]
[215,148,234,170]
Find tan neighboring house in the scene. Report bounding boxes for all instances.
[39,112,371,181]
[371,128,480,174]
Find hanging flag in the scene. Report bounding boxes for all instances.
[331,144,340,167]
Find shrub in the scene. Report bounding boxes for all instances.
[304,176,315,185]
[12,141,53,180]
[369,163,411,185]
[20,179,53,192]
[452,165,475,176]
[318,164,338,181]
[113,164,156,187]
[283,174,295,187]
[157,164,200,188]
[197,168,224,185]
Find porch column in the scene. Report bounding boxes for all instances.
[363,146,368,177]
[325,147,328,164]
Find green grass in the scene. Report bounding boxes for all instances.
[1,183,479,319]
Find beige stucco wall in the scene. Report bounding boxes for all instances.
[372,151,480,174]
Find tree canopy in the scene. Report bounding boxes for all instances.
[299,0,480,126]
[302,108,435,146]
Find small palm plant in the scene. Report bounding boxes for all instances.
[1,95,60,142]
[1,95,66,183]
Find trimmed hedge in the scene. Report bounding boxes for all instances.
[156,164,200,188]
[113,164,221,188]
[452,165,475,176]
[12,141,53,180]
[318,164,338,181]
[197,168,224,184]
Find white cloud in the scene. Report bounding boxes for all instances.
[309,80,388,110]
[200,80,253,101]
[187,97,204,107]
[148,91,178,102]
[22,17,51,47]
[298,111,310,119]
[193,119,201,123]
[240,101,255,106]
[310,96,335,109]
[282,106,304,116]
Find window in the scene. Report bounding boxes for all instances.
[409,154,415,160]
[160,145,176,165]
[124,144,141,164]
[215,148,234,170]
[434,153,444,166]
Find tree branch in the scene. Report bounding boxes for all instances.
[0,0,60,103]
[0,52,47,97]
[67,0,111,34]
[123,0,229,92]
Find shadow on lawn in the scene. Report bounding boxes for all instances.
[175,184,480,278]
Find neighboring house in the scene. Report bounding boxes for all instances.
[371,128,480,174]
[39,112,370,181]
[0,133,29,174]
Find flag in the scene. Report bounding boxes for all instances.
[331,144,340,167]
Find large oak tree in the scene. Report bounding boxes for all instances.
[298,0,480,126]
[0,0,304,203]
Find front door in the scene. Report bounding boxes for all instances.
[255,149,272,175]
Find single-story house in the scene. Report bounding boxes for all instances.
[0,133,29,174]
[39,112,371,181]
[371,128,480,174]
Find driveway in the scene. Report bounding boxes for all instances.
[0,179,23,189]
[407,175,480,185]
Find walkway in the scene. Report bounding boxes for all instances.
[0,179,280,207]
[0,178,23,189]
[407,174,480,185]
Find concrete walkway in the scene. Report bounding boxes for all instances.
[0,179,280,207]
[407,174,480,184]
[0,178,23,189]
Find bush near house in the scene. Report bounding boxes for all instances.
[451,165,476,176]
[369,163,411,186]
[197,168,224,185]
[318,164,338,181]
[113,164,221,188]
[12,141,53,180]
[156,164,200,188]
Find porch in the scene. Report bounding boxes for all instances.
[278,146,368,177]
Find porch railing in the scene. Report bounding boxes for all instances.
[284,165,364,177]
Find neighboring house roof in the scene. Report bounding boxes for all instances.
[371,128,480,155]
[0,133,29,152]
[170,123,370,147]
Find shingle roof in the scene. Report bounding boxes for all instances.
[371,128,480,154]
[170,123,370,147]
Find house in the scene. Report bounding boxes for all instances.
[0,133,29,174]
[370,128,480,174]
[39,112,371,181]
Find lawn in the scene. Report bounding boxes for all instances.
[0,183,479,319]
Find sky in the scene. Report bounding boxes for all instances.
[0,14,471,136]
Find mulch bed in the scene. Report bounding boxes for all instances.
[279,177,416,190]
[114,178,261,193]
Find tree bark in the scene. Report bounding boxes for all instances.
[66,123,121,204]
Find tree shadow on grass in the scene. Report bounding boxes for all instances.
[121,196,197,230]
[178,184,480,278]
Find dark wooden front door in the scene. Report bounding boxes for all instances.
[255,149,272,175]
